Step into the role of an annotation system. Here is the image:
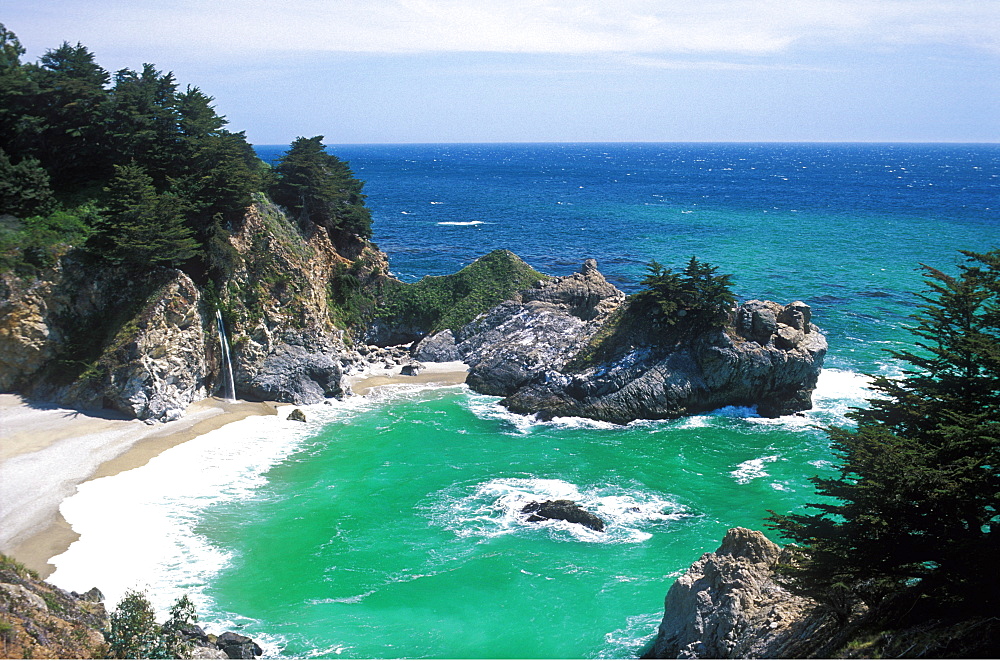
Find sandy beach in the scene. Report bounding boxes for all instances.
[0,395,279,577]
[0,361,468,579]
[345,360,469,396]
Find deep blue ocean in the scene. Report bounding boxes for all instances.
[51,144,1000,658]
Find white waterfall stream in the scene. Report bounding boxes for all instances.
[215,310,236,402]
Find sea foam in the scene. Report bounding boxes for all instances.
[424,477,690,545]
[46,402,361,619]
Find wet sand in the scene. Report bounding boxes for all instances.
[0,395,277,577]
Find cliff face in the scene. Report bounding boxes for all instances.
[451,260,827,424]
[0,197,390,419]
[0,262,211,421]
[216,197,387,405]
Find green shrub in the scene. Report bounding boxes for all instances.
[105,590,197,659]
[377,249,547,334]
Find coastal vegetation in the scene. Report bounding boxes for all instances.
[105,591,195,659]
[767,249,1000,655]
[0,23,368,285]
[376,249,548,335]
[569,256,736,369]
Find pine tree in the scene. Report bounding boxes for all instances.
[631,256,736,339]
[269,135,372,239]
[768,249,1000,620]
[88,162,199,268]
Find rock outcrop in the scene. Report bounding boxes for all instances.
[457,259,624,398]
[648,528,825,659]
[0,560,108,658]
[521,500,605,532]
[455,261,826,423]
[0,262,212,422]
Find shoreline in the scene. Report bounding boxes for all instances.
[0,362,468,579]
[0,395,278,578]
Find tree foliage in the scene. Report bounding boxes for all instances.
[269,135,372,240]
[767,249,1000,621]
[105,590,196,659]
[0,23,270,279]
[87,162,199,268]
[631,256,736,339]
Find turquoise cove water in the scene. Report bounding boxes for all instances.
[49,144,1000,658]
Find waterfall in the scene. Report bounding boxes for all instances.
[215,309,237,402]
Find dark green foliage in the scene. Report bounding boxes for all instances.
[377,249,547,335]
[767,249,1000,623]
[269,135,372,240]
[87,162,199,268]
[0,205,96,275]
[105,590,196,659]
[0,148,56,217]
[630,256,736,340]
[0,24,272,279]
[328,259,378,330]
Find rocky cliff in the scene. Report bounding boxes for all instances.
[0,260,211,422]
[442,260,826,423]
[647,528,835,659]
[0,557,108,658]
[0,196,391,420]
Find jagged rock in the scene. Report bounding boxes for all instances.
[518,257,625,321]
[93,272,210,422]
[458,261,624,397]
[648,528,819,659]
[457,262,826,424]
[0,566,109,658]
[243,343,344,405]
[190,646,230,659]
[287,408,307,422]
[217,631,263,659]
[413,329,462,362]
[521,499,605,532]
[400,362,425,376]
[73,587,105,603]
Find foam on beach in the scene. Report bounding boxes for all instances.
[45,403,354,616]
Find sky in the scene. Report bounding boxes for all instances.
[3,0,999,144]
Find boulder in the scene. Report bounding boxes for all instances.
[216,631,263,659]
[400,362,424,376]
[243,343,344,405]
[521,499,605,532]
[412,329,462,362]
[287,408,307,422]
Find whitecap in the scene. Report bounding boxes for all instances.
[437,220,484,226]
[730,455,780,484]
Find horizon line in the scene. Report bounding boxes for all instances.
[252,140,1000,147]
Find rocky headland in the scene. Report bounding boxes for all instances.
[420,258,827,423]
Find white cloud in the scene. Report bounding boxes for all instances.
[9,0,1000,58]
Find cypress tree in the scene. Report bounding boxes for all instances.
[768,249,1000,619]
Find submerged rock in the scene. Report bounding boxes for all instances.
[521,499,606,532]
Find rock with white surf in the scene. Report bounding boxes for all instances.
[456,260,826,424]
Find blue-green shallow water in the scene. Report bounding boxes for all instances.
[198,380,862,659]
[48,144,1000,658]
